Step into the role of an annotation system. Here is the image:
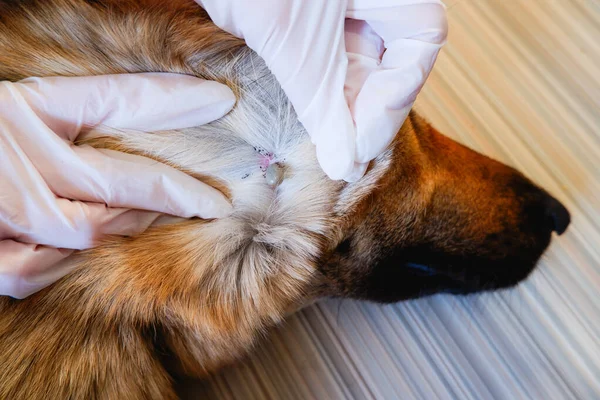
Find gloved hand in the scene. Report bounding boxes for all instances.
[197,0,448,181]
[0,73,236,298]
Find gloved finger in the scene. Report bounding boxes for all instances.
[0,148,162,250]
[348,0,447,16]
[352,2,448,44]
[344,19,383,124]
[344,162,370,183]
[347,1,447,163]
[308,82,357,181]
[21,200,162,250]
[0,240,73,299]
[352,39,441,164]
[45,145,232,219]
[12,194,163,249]
[11,73,236,141]
[264,3,356,180]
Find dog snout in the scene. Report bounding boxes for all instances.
[509,175,570,237]
[544,195,571,235]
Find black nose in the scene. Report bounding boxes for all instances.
[544,196,571,235]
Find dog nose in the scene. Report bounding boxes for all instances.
[544,195,571,235]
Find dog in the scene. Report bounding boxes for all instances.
[0,0,570,398]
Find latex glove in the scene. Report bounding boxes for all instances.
[0,73,236,298]
[197,0,448,181]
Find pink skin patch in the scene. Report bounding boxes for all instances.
[259,154,273,170]
[246,146,279,179]
[255,146,274,174]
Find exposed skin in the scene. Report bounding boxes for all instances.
[0,0,569,398]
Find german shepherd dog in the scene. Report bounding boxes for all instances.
[0,0,570,398]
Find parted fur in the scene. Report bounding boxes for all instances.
[0,0,566,399]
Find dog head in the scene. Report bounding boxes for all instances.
[321,112,569,302]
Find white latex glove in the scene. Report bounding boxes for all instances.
[197,0,448,181]
[0,73,236,298]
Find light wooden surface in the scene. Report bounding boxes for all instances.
[184,1,600,398]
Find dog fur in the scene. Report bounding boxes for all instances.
[0,0,569,398]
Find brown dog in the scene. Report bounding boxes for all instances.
[0,0,570,399]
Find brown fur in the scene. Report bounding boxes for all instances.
[0,0,568,398]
